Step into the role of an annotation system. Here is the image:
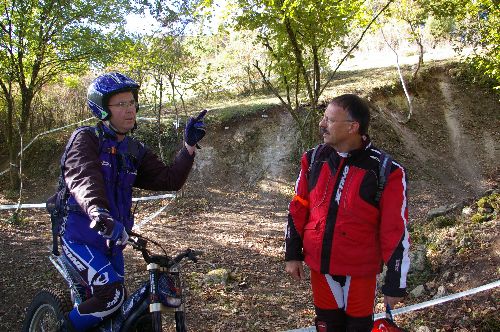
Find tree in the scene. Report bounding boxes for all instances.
[234,0,394,149]
[117,0,204,158]
[454,0,499,92]
[123,34,197,158]
[387,0,430,81]
[0,0,135,189]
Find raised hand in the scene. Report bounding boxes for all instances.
[184,109,207,148]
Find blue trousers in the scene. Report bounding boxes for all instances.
[62,238,126,331]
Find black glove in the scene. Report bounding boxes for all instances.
[89,207,129,245]
[184,110,207,148]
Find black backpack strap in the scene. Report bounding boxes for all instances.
[56,126,99,208]
[307,144,328,191]
[127,137,146,168]
[48,125,101,255]
[374,151,393,204]
[307,144,324,173]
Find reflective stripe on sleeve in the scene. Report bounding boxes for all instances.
[293,195,309,208]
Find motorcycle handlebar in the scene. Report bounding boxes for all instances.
[126,230,202,267]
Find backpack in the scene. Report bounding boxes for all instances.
[46,126,103,255]
[46,125,145,255]
[307,144,393,205]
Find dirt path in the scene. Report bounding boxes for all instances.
[439,78,487,195]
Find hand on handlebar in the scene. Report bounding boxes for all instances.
[89,207,129,245]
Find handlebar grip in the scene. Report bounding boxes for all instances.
[127,235,147,248]
[187,249,203,263]
[127,230,141,237]
[89,219,105,232]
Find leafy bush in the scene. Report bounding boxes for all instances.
[470,192,499,223]
[471,213,488,224]
[455,0,500,94]
[132,121,183,161]
[432,215,456,228]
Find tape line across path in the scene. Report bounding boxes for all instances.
[0,193,176,210]
[284,279,500,332]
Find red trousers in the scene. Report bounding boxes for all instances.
[310,269,377,317]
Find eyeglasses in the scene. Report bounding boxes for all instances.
[107,100,138,110]
[321,115,354,124]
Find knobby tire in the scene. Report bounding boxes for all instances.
[175,311,187,332]
[21,288,72,332]
[152,311,162,332]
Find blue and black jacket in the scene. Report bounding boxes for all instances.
[62,122,194,254]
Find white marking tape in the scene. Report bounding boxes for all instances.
[284,279,500,332]
[0,116,170,177]
[0,193,176,210]
[133,199,173,231]
[0,117,94,176]
[0,203,46,210]
[132,193,176,202]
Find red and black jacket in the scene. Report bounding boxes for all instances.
[285,139,410,297]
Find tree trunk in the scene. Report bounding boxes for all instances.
[8,109,20,190]
[0,80,20,190]
[413,37,424,81]
[157,76,164,161]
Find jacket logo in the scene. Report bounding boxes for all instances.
[395,259,400,272]
[101,161,111,167]
[335,166,349,205]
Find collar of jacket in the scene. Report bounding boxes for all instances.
[335,134,372,160]
[98,121,120,140]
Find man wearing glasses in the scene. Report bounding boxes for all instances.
[285,94,410,331]
[57,72,206,331]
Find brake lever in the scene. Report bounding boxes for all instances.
[128,234,147,251]
[187,249,203,263]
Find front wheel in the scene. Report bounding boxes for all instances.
[151,311,162,332]
[22,288,72,332]
[175,311,187,332]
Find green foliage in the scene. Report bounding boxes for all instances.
[63,76,83,90]
[477,192,499,210]
[454,0,500,92]
[407,221,429,245]
[0,0,137,190]
[233,0,378,148]
[410,214,456,244]
[411,191,499,267]
[21,134,65,179]
[132,120,183,161]
[470,192,499,223]
[6,211,25,225]
[406,261,433,287]
[432,215,456,228]
[470,213,488,223]
[427,15,455,41]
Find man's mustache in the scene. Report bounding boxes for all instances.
[320,127,329,135]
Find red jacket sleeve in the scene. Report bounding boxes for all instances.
[379,163,410,297]
[285,152,311,261]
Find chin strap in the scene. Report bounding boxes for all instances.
[104,121,136,136]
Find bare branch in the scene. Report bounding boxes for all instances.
[253,60,291,112]
[381,27,413,123]
[320,0,395,97]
